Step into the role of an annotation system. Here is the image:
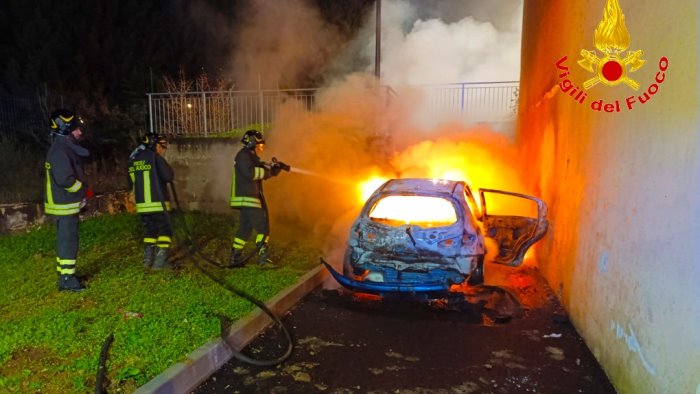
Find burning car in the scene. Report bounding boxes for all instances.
[322,178,547,295]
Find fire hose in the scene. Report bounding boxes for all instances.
[93,151,294,394]
[164,178,295,366]
[161,154,294,366]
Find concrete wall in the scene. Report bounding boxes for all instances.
[0,139,236,234]
[519,1,700,393]
[166,138,238,214]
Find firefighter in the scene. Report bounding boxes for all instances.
[128,133,175,270]
[227,130,283,267]
[45,109,91,292]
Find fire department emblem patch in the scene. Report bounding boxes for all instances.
[577,0,645,90]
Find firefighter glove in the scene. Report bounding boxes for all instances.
[270,164,282,177]
[272,157,291,172]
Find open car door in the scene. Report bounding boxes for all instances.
[479,189,548,266]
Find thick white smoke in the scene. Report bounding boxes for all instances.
[365,0,523,85]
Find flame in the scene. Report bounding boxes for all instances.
[358,176,389,204]
[434,169,470,185]
[369,195,457,227]
[594,0,630,54]
[353,131,538,224]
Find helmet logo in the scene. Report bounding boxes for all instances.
[142,133,165,150]
[49,109,80,135]
[241,130,264,149]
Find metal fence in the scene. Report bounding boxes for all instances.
[419,81,519,122]
[147,89,318,137]
[0,94,63,141]
[0,82,519,140]
[146,81,519,136]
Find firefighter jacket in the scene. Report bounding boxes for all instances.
[230,147,270,209]
[44,135,89,216]
[128,146,174,213]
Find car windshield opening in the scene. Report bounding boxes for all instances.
[368,195,458,227]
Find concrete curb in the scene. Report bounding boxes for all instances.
[133,265,329,394]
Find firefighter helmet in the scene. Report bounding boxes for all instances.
[142,133,167,150]
[241,130,265,149]
[49,109,82,135]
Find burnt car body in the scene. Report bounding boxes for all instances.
[323,178,548,295]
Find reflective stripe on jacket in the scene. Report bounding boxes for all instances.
[44,136,88,216]
[128,148,174,213]
[230,147,269,208]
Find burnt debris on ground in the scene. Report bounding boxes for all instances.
[195,264,616,394]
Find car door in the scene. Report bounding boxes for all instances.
[478,189,548,266]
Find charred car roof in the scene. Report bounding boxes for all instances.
[377,178,463,196]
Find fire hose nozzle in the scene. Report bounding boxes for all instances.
[271,157,291,172]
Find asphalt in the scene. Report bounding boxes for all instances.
[194,262,617,394]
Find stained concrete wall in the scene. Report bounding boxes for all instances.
[166,138,237,214]
[518,1,700,393]
[0,138,237,233]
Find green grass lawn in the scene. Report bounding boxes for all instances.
[0,212,320,393]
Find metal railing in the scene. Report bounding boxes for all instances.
[147,89,318,137]
[146,81,519,136]
[419,81,519,122]
[0,82,519,140]
[0,92,64,142]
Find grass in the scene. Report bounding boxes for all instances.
[0,211,320,393]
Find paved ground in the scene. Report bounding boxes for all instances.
[194,262,616,394]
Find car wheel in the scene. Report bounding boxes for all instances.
[468,255,484,285]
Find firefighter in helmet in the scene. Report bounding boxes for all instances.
[227,130,283,267]
[128,133,175,270]
[45,109,91,291]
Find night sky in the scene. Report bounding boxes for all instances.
[0,0,374,103]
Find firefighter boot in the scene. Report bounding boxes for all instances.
[226,249,244,268]
[257,243,273,266]
[152,247,174,270]
[143,244,157,268]
[58,274,86,292]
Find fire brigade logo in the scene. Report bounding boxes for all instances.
[577,0,645,90]
[554,0,669,112]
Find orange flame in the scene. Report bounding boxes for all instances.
[369,195,458,227]
[358,176,389,204]
[351,130,541,224]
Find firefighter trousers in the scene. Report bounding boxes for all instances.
[56,214,79,275]
[235,207,269,247]
[140,212,172,248]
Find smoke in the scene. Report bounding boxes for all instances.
[262,74,531,257]
[211,0,523,89]
[197,0,528,260]
[263,74,390,252]
[223,0,345,89]
[360,0,523,85]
